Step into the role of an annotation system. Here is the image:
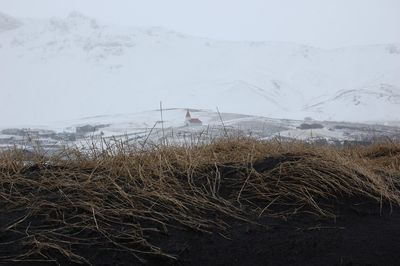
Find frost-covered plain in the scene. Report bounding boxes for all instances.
[0,11,399,127]
[1,108,399,153]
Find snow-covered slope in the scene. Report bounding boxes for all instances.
[0,11,22,32]
[0,12,399,127]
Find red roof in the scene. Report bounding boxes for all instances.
[189,118,202,123]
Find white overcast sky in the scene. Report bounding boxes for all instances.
[0,0,399,48]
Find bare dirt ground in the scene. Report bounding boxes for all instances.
[149,199,400,266]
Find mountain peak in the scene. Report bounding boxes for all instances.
[67,11,92,21]
[65,11,98,28]
[0,11,23,32]
[48,11,99,32]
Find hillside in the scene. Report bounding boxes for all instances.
[1,139,400,265]
[0,11,399,126]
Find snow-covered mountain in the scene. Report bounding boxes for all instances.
[0,11,399,127]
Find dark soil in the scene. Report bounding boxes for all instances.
[1,199,399,266]
[145,199,400,266]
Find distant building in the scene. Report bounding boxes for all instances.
[297,123,324,130]
[76,125,97,134]
[185,110,203,126]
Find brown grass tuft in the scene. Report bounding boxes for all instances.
[1,138,399,264]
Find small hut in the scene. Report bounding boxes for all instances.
[185,110,202,126]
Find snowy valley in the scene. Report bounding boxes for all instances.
[0,11,399,148]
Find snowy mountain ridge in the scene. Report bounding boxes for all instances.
[0,11,23,32]
[0,11,399,127]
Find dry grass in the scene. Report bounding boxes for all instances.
[0,137,399,264]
